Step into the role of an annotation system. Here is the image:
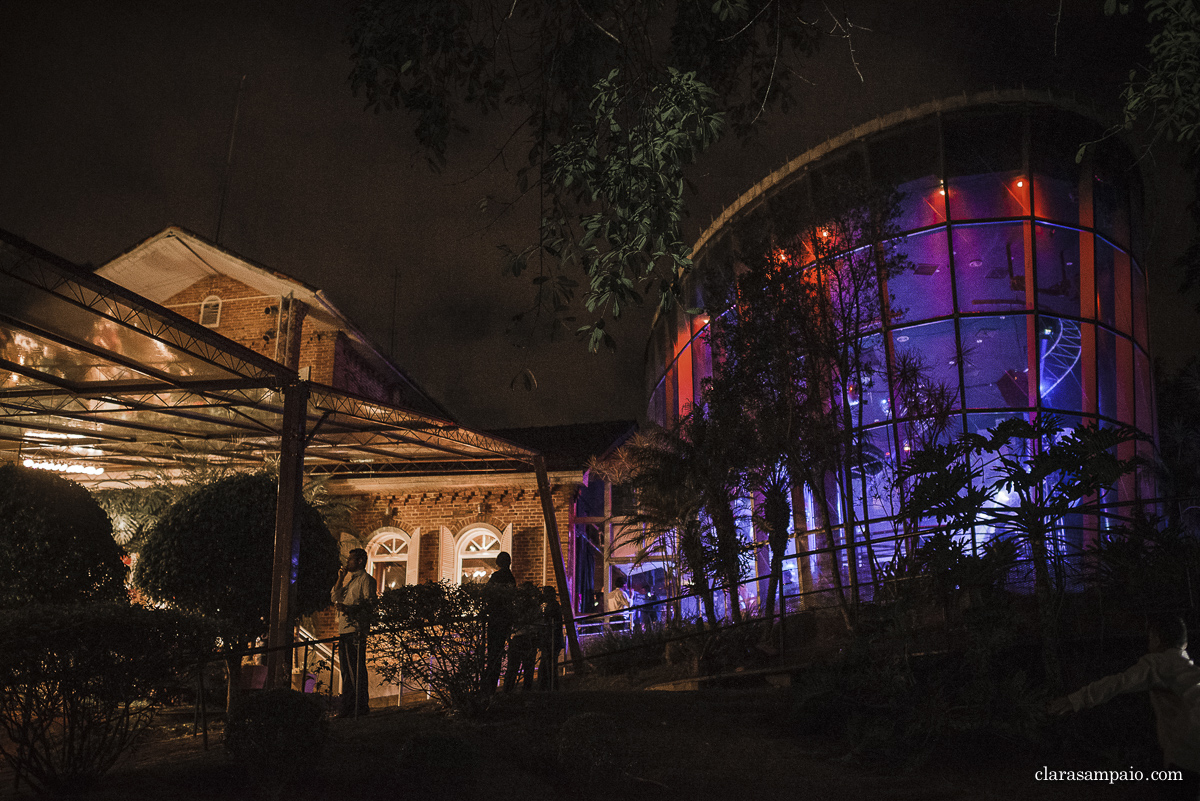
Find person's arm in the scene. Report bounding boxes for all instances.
[331,567,347,606]
[1063,655,1156,712]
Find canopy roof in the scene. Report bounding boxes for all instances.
[0,229,537,485]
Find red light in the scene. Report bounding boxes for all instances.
[1017,180,1024,188]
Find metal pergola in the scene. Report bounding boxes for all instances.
[0,229,581,681]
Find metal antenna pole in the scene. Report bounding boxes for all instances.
[215,75,247,245]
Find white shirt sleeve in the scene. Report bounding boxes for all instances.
[1068,655,1156,712]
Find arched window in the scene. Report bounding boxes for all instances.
[456,527,502,584]
[199,295,222,327]
[366,527,415,591]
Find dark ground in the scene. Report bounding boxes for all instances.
[0,685,1173,801]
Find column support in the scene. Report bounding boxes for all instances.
[265,381,308,689]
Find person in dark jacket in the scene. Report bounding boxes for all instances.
[482,551,516,693]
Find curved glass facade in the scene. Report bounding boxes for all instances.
[647,98,1154,583]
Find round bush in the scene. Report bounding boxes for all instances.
[0,603,207,795]
[135,471,340,644]
[0,462,126,609]
[225,688,327,787]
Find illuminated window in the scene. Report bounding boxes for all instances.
[199,296,221,327]
[457,528,502,584]
[366,528,410,591]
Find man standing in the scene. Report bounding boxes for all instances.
[483,551,516,693]
[331,547,376,717]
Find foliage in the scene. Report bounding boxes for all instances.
[133,471,341,649]
[1119,0,1200,150]
[224,689,327,799]
[92,463,234,553]
[361,579,543,717]
[788,640,1046,767]
[875,531,1018,627]
[0,603,208,796]
[346,0,826,348]
[1156,360,1200,532]
[94,465,358,555]
[899,415,1144,687]
[0,462,127,610]
[1088,511,1200,616]
[590,425,721,625]
[700,177,913,621]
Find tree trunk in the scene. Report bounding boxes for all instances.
[679,523,718,627]
[790,484,815,604]
[707,494,744,623]
[761,484,791,625]
[810,475,853,630]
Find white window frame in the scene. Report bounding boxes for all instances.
[445,523,512,583]
[365,526,419,589]
[199,295,222,327]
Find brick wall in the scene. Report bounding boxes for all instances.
[311,480,579,641]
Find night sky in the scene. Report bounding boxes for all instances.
[2,1,1196,429]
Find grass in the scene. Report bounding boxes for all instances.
[0,682,1160,800]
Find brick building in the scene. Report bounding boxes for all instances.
[95,227,634,693]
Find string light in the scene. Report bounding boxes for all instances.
[22,459,104,475]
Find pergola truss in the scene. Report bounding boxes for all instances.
[0,228,582,682]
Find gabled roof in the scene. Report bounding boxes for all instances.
[0,228,536,483]
[97,226,452,420]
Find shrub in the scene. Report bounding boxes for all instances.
[133,471,340,710]
[0,462,127,609]
[225,689,327,797]
[0,603,207,795]
[363,580,542,717]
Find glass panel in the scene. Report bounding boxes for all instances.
[676,341,694,417]
[952,223,1028,313]
[960,315,1031,410]
[648,378,666,426]
[1094,141,1131,246]
[1037,316,1083,412]
[868,120,945,231]
[1034,223,1082,317]
[850,425,895,522]
[1135,346,1153,435]
[1030,107,1094,226]
[944,110,1027,220]
[1117,337,1134,425]
[1132,262,1148,348]
[377,562,406,591]
[853,334,890,425]
[1097,328,1117,422]
[891,320,961,410]
[1114,247,1132,335]
[947,172,1029,220]
[888,228,953,323]
[895,176,948,231]
[576,478,606,518]
[1095,239,1116,327]
[461,557,498,584]
[693,326,713,391]
[966,412,1032,544]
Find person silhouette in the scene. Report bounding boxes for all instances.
[482,551,516,694]
[1050,614,1200,799]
